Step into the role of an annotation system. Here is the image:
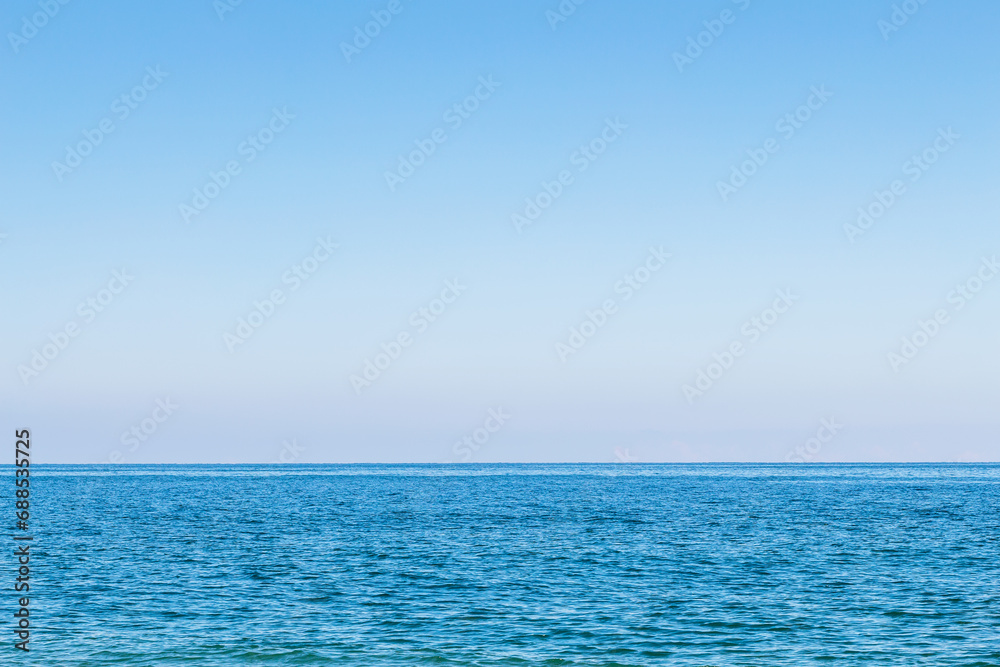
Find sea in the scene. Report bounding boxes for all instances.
[15,463,1000,665]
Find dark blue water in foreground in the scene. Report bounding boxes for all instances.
[18,464,1000,665]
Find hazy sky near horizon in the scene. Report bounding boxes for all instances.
[2,0,999,463]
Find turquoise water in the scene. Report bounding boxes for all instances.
[18,464,1000,665]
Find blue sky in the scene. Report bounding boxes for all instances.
[2,0,999,463]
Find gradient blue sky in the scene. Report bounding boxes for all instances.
[3,0,999,463]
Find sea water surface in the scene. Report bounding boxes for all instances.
[18,463,1000,665]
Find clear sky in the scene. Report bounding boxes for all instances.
[2,0,999,463]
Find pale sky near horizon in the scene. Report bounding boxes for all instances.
[2,0,999,463]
